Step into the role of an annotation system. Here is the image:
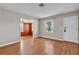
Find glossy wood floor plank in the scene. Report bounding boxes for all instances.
[0,36,79,55]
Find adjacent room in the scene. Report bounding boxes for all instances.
[0,3,79,55]
[20,18,33,37]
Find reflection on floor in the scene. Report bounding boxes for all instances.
[0,36,79,55]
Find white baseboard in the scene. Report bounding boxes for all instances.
[33,35,39,38]
[0,40,19,47]
[40,36,64,41]
[40,36,79,44]
[64,40,79,44]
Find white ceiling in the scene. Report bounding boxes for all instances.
[0,3,79,18]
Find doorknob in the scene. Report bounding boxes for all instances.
[64,27,66,32]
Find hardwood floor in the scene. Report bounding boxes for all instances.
[0,36,79,55]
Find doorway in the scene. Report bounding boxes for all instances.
[63,16,78,43]
[20,18,33,37]
[21,23,32,36]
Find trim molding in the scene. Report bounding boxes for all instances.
[0,40,19,47]
[39,36,79,44]
[39,36,64,41]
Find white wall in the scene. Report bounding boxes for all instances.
[0,8,20,46]
[0,8,39,46]
[31,19,39,37]
[20,18,23,32]
[39,17,63,40]
[39,11,79,43]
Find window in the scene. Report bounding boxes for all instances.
[44,20,53,32]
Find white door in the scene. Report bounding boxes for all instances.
[63,16,78,43]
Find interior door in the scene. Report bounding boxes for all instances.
[63,16,78,43]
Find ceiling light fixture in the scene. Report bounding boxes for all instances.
[38,3,44,7]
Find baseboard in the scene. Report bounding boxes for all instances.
[0,40,20,47]
[64,40,79,44]
[39,36,79,44]
[33,35,39,38]
[39,36,64,41]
